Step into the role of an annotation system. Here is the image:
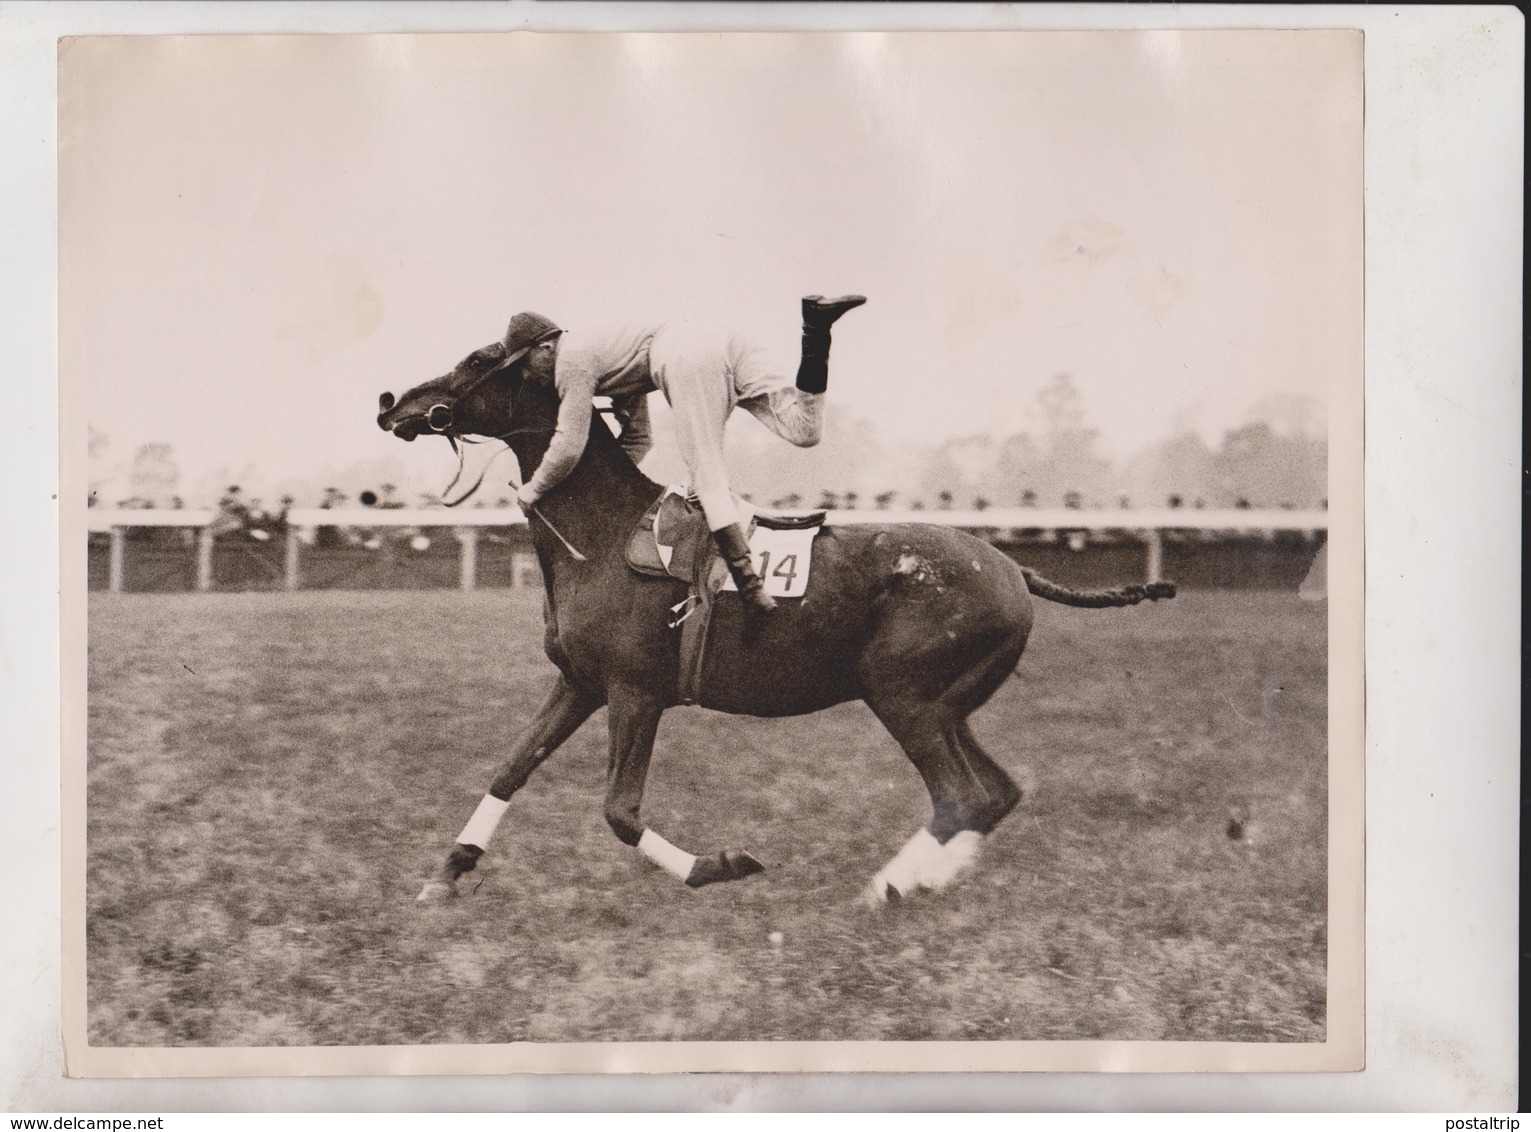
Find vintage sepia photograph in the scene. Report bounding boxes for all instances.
[61,29,1364,1074]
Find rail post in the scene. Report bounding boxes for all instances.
[458,528,479,592]
[108,527,125,593]
[195,526,214,592]
[284,527,302,591]
[1143,528,1164,585]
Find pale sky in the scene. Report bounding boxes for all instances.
[62,31,1360,502]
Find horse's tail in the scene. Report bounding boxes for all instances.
[1020,566,1177,608]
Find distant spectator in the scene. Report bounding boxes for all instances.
[1063,491,1083,511]
[842,491,859,510]
[212,486,249,536]
[1020,489,1038,508]
[1118,496,1132,510]
[1168,494,1183,509]
[873,491,896,510]
[936,490,954,510]
[817,491,840,510]
[973,497,991,512]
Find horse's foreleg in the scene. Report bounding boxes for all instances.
[417,673,602,902]
[604,683,765,889]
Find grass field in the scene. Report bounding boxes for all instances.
[86,587,1327,1046]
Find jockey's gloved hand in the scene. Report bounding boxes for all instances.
[515,483,538,515]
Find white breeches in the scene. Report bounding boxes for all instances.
[651,324,824,532]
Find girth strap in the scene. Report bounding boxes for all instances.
[674,526,729,706]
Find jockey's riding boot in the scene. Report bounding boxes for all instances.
[713,524,777,613]
[796,294,867,394]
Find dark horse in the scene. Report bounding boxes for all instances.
[378,348,1175,903]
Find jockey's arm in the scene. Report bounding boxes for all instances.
[521,357,599,504]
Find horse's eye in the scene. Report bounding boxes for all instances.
[378,391,396,413]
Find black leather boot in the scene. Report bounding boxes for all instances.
[713,523,776,612]
[796,294,867,394]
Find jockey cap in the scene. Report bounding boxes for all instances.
[501,312,563,365]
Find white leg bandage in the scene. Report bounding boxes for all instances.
[873,828,944,896]
[637,828,697,881]
[873,828,985,897]
[457,793,510,850]
[927,830,984,889]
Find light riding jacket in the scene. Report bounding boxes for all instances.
[522,326,661,503]
[520,324,825,535]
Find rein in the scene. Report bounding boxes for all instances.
[493,425,595,563]
[440,424,597,562]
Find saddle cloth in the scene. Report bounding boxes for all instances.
[625,487,826,705]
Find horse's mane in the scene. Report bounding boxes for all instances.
[508,376,659,506]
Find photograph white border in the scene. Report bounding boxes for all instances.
[3,0,1521,1112]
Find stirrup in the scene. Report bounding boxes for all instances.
[668,595,701,629]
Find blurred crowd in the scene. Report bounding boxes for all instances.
[91,481,1326,560]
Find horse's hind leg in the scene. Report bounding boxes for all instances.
[953,720,1021,836]
[418,674,602,902]
[861,702,995,902]
[863,636,1027,903]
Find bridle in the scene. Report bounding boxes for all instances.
[383,356,607,561]
[407,351,518,437]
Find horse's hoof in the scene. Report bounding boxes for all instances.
[862,877,905,908]
[416,879,457,903]
[684,849,766,888]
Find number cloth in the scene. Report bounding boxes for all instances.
[717,522,819,599]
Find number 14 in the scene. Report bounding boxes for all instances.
[756,550,799,589]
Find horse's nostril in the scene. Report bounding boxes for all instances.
[379,391,396,413]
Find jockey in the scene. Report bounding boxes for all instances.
[502,295,866,612]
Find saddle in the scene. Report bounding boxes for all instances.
[625,488,826,705]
